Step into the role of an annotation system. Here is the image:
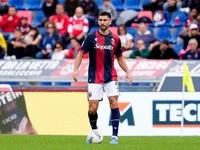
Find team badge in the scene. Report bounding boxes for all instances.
[95,38,98,41]
[89,92,92,98]
[111,38,115,45]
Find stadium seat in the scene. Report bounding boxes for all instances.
[8,0,22,9]
[137,11,153,22]
[109,27,117,34]
[127,27,137,37]
[167,11,187,27]
[39,27,48,34]
[173,44,184,55]
[59,0,65,4]
[31,10,45,27]
[39,82,52,86]
[148,27,154,34]
[122,0,141,11]
[95,0,103,9]
[3,82,19,85]
[89,26,99,33]
[17,10,32,24]
[54,82,70,86]
[170,27,182,44]
[21,0,41,10]
[111,0,123,11]
[155,27,171,41]
[140,0,151,6]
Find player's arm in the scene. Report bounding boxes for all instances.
[116,56,132,85]
[73,52,84,82]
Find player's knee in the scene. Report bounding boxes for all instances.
[89,106,98,114]
[109,97,118,109]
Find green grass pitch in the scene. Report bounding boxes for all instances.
[0,135,200,150]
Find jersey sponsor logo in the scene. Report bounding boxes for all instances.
[94,44,113,51]
[153,100,200,127]
[109,102,135,126]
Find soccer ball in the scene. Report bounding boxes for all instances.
[87,129,103,143]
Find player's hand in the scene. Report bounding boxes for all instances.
[73,70,79,82]
[125,71,132,85]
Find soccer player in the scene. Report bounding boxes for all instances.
[73,11,132,144]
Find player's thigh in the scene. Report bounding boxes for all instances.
[104,81,120,98]
[88,83,104,101]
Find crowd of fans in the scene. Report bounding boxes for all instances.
[0,0,200,60]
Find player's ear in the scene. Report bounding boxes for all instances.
[110,20,112,25]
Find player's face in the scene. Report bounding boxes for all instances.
[98,16,111,32]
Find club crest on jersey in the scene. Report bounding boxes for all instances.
[111,38,115,45]
[95,38,98,41]
[89,92,92,97]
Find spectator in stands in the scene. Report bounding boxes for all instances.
[67,7,89,44]
[0,0,9,21]
[134,22,160,51]
[100,0,117,22]
[0,6,20,41]
[163,0,183,12]
[24,27,41,58]
[6,28,26,59]
[148,39,179,59]
[117,24,133,52]
[42,0,59,26]
[182,38,200,59]
[0,33,6,58]
[51,41,68,60]
[129,39,150,59]
[64,0,80,17]
[177,8,198,44]
[143,0,165,12]
[196,13,200,30]
[182,0,200,10]
[18,16,31,39]
[65,37,88,58]
[50,4,70,39]
[0,32,7,52]
[81,0,99,27]
[184,23,200,49]
[35,21,62,59]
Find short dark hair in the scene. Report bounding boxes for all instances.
[161,39,169,45]
[55,41,66,49]
[98,11,111,19]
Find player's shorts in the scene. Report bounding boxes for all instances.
[87,81,120,100]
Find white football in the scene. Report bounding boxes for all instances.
[87,129,103,143]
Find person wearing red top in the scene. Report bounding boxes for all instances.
[67,7,89,44]
[0,6,20,41]
[66,37,88,58]
[50,4,69,35]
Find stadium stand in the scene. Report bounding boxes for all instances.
[137,11,153,22]
[127,27,137,37]
[31,10,45,27]
[173,44,184,55]
[167,11,187,27]
[170,27,182,44]
[122,0,140,11]
[155,27,171,41]
[17,10,32,24]
[95,0,103,9]
[21,0,41,10]
[59,0,65,4]
[7,0,22,9]
[111,0,123,11]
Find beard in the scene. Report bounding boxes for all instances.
[100,24,109,31]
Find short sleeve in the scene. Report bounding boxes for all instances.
[80,35,91,54]
[126,33,133,40]
[114,38,122,57]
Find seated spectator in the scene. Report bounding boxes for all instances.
[41,0,59,26]
[81,0,99,27]
[64,0,80,17]
[129,39,150,59]
[117,24,133,52]
[0,6,20,41]
[0,0,9,21]
[50,4,69,40]
[183,23,200,49]
[148,39,179,59]
[100,0,117,22]
[67,7,89,44]
[182,0,200,10]
[18,16,31,39]
[6,28,26,59]
[134,22,160,51]
[0,32,7,52]
[143,0,165,12]
[51,41,68,60]
[0,33,6,58]
[163,0,182,12]
[24,27,41,58]
[66,37,88,58]
[182,38,200,59]
[196,13,200,30]
[35,21,62,59]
